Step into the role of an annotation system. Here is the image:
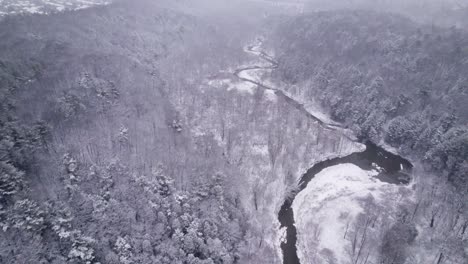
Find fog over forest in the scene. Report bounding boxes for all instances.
[0,0,467,264]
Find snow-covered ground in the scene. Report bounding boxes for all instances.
[206,78,258,95]
[0,0,110,16]
[238,68,271,83]
[292,163,414,264]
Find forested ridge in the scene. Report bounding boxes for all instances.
[0,1,338,263]
[271,11,468,191]
[0,1,254,263]
[1,1,467,263]
[268,10,468,263]
[304,0,468,28]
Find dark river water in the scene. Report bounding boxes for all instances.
[278,141,413,264]
[234,40,413,264]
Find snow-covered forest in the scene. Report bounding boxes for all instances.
[0,0,466,264]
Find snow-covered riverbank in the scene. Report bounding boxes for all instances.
[292,163,414,264]
[179,37,368,263]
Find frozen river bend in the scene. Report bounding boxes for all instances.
[286,142,413,264]
[234,39,414,264]
[293,163,405,263]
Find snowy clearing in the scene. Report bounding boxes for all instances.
[292,163,411,264]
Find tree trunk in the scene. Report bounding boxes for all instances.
[436,252,443,264]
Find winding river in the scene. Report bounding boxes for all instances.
[235,44,345,133]
[235,39,414,264]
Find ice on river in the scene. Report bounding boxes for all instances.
[238,68,269,83]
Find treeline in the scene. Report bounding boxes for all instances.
[0,0,255,263]
[271,11,468,193]
[304,0,468,28]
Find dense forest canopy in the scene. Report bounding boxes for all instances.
[266,8,467,263]
[0,1,258,263]
[0,0,467,264]
[271,10,468,192]
[305,0,468,28]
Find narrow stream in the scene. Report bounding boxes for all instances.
[235,45,349,134]
[235,39,414,264]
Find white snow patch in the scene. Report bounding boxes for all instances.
[207,78,231,88]
[206,77,256,94]
[377,139,401,155]
[23,5,42,13]
[372,162,384,172]
[264,89,277,102]
[238,69,261,82]
[227,81,256,94]
[239,68,272,84]
[303,101,340,126]
[292,163,401,263]
[251,144,269,156]
[0,0,111,16]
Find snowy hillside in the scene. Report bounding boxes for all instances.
[0,0,110,16]
[0,0,466,263]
